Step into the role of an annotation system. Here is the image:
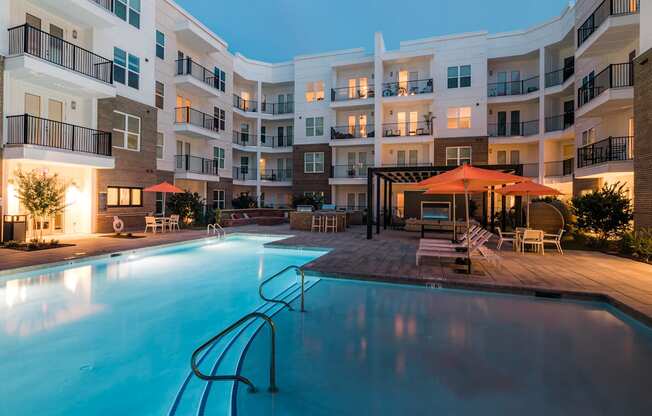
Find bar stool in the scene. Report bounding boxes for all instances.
[324,215,337,233]
[311,215,323,232]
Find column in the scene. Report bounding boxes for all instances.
[538,47,546,184]
[256,81,262,205]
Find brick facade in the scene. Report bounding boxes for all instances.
[95,96,159,232]
[207,178,233,209]
[432,136,488,165]
[634,48,652,230]
[292,143,332,203]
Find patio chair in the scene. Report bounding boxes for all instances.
[168,214,180,231]
[521,229,544,254]
[144,216,163,233]
[543,229,564,254]
[496,227,516,250]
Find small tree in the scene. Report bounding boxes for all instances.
[571,182,633,243]
[166,191,205,225]
[232,193,257,209]
[14,169,67,241]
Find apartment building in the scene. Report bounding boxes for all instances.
[0,0,647,237]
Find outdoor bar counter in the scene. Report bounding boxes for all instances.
[290,211,362,232]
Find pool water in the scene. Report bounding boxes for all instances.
[0,235,327,416]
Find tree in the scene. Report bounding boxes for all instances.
[571,182,633,242]
[166,191,205,225]
[232,193,257,209]
[14,169,67,241]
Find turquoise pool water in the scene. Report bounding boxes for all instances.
[0,235,327,416]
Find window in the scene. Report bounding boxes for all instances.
[305,81,324,102]
[107,187,143,207]
[409,149,418,165]
[219,109,226,131]
[115,0,140,28]
[114,48,139,89]
[510,150,520,164]
[214,147,225,169]
[113,111,141,151]
[397,150,406,166]
[447,107,471,129]
[214,68,226,92]
[156,132,164,159]
[581,128,596,145]
[213,190,225,210]
[497,150,507,164]
[305,117,324,136]
[446,146,472,166]
[304,152,324,173]
[304,191,325,204]
[447,65,471,88]
[156,30,165,59]
[128,54,140,89]
[447,67,459,88]
[459,65,471,87]
[155,192,163,214]
[155,81,164,109]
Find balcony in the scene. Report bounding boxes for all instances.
[577,136,634,169]
[175,59,222,97]
[28,0,120,28]
[174,155,220,181]
[381,79,433,98]
[577,63,633,117]
[577,0,640,52]
[232,166,257,182]
[232,130,257,147]
[5,114,114,168]
[521,163,540,178]
[260,101,294,116]
[331,125,375,141]
[6,24,115,97]
[260,169,292,183]
[260,135,293,150]
[545,158,574,178]
[331,164,372,179]
[331,86,375,102]
[174,107,222,140]
[382,121,431,139]
[544,113,574,133]
[488,120,539,138]
[544,64,574,89]
[488,76,539,98]
[233,94,257,113]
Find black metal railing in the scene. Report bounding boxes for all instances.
[577,136,634,168]
[545,158,574,177]
[232,166,257,181]
[578,0,639,47]
[7,114,112,156]
[175,155,220,176]
[8,24,113,84]
[522,163,540,178]
[545,112,575,132]
[260,101,294,115]
[260,169,292,181]
[260,135,293,148]
[331,164,372,178]
[331,124,375,140]
[331,86,375,101]
[577,62,634,107]
[545,64,575,88]
[488,120,539,137]
[175,107,220,132]
[176,58,220,91]
[233,94,257,112]
[381,79,433,97]
[488,76,539,97]
[382,121,431,137]
[232,130,257,146]
[90,0,114,12]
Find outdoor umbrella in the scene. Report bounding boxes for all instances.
[415,165,529,273]
[496,181,563,228]
[143,181,184,216]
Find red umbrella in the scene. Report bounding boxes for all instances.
[143,182,184,216]
[496,181,563,228]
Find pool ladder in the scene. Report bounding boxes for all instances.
[206,223,225,238]
[190,265,307,394]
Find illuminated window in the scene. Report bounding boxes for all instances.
[305,81,324,102]
[107,187,143,207]
[447,107,471,129]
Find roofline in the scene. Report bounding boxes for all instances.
[487,3,574,40]
[294,47,368,62]
[163,0,229,50]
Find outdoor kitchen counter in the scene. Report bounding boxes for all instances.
[290,211,348,232]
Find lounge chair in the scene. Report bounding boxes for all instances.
[496,227,516,250]
[416,233,492,266]
[420,225,481,245]
[543,229,564,254]
[419,229,489,249]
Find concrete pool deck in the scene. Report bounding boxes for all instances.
[1,224,651,325]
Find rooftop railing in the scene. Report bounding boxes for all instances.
[331,86,375,101]
[331,124,375,140]
[381,79,433,97]
[577,62,633,108]
[577,136,634,168]
[233,94,257,112]
[545,112,575,133]
[488,76,539,97]
[175,107,220,132]
[577,0,639,48]
[176,58,221,91]
[382,121,431,137]
[175,155,220,176]
[488,120,539,137]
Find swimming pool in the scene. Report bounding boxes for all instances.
[0,235,327,416]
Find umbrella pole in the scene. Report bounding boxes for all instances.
[163,193,166,217]
[526,193,530,228]
[465,182,471,274]
[452,193,457,242]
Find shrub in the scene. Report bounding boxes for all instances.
[215,209,222,226]
[167,192,205,225]
[292,194,323,210]
[620,229,652,262]
[571,182,633,243]
[232,194,257,209]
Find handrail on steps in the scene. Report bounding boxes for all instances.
[259,265,306,312]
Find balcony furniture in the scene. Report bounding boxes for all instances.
[543,229,565,255]
[496,227,516,251]
[144,216,164,233]
[520,229,545,254]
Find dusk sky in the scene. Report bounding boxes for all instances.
[176,0,572,62]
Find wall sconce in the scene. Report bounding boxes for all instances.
[389,110,393,115]
[72,30,78,39]
[71,101,77,110]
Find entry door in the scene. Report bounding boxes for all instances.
[563,56,574,82]
[348,115,356,136]
[25,14,41,56]
[398,70,408,95]
[563,100,574,128]
[277,94,285,114]
[49,24,64,65]
[497,111,507,136]
[176,140,183,169]
[240,123,249,144]
[409,111,418,135]
[277,126,284,147]
[48,99,63,148]
[497,72,507,96]
[397,112,406,136]
[25,93,41,144]
[510,111,521,136]
[286,125,293,145]
[240,156,249,176]
[177,51,185,74]
[510,71,521,95]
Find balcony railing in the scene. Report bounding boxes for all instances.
[232,130,257,146]
[545,158,574,177]
[260,135,293,148]
[232,166,257,181]
[260,169,292,182]
[545,112,574,132]
[577,136,634,168]
[331,86,375,101]
[175,155,220,176]
[332,164,372,178]
[90,0,114,12]
[382,121,431,137]
[260,101,294,115]
[488,76,539,97]
[488,120,539,137]
[577,62,634,107]
[331,124,375,140]
[175,107,220,132]
[545,63,575,88]
[381,79,433,97]
[176,58,220,91]
[577,0,640,48]
[233,94,257,112]
[7,114,112,156]
[8,24,113,84]
[521,163,540,178]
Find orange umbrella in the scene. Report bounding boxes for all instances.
[496,181,563,228]
[143,182,184,216]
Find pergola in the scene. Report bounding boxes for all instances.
[366,164,524,239]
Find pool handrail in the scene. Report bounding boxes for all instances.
[207,223,225,237]
[190,312,278,393]
[259,265,306,312]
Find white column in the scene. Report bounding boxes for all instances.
[373,33,384,168]
[256,81,262,205]
[538,47,546,184]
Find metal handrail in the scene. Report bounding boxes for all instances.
[259,265,306,312]
[190,312,277,393]
[206,223,225,237]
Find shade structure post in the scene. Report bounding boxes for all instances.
[383,179,388,230]
[388,181,393,227]
[163,193,166,216]
[452,193,457,242]
[375,175,380,235]
[464,181,471,274]
[367,168,373,239]
[526,193,531,228]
